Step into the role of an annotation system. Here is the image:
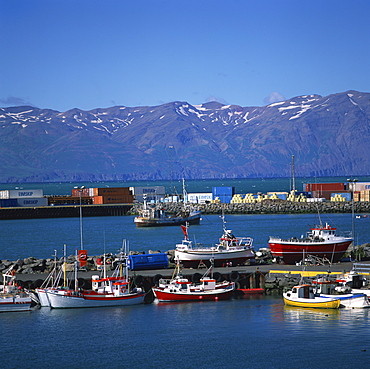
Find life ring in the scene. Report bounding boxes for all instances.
[120,286,126,293]
[79,253,87,261]
[96,258,103,265]
[105,258,112,265]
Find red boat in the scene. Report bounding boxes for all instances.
[268,222,353,265]
[152,263,234,302]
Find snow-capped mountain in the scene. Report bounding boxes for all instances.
[0,90,369,183]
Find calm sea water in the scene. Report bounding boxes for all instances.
[1,178,370,369]
[1,296,369,369]
[1,213,369,261]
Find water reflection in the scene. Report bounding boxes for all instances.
[283,305,341,321]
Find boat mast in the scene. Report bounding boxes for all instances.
[291,155,296,193]
[63,244,67,288]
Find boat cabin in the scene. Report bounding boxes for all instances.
[290,285,315,299]
[199,277,217,290]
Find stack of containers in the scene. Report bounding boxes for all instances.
[91,187,134,204]
[0,189,47,207]
[71,187,134,204]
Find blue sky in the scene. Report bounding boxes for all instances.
[1,0,370,112]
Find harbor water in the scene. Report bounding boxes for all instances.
[1,178,370,368]
[1,296,370,368]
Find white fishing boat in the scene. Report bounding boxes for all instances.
[152,260,234,302]
[134,179,201,227]
[45,250,145,309]
[312,277,370,309]
[175,217,254,268]
[0,266,32,313]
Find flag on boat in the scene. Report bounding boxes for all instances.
[78,249,88,267]
[181,225,189,240]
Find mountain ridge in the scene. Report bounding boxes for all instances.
[0,90,369,183]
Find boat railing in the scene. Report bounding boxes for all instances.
[352,263,370,274]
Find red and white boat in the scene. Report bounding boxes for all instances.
[45,253,145,309]
[268,222,353,265]
[174,218,254,268]
[152,262,235,302]
[1,266,32,313]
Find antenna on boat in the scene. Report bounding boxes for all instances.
[290,155,296,193]
[63,244,67,288]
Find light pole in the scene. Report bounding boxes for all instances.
[74,185,85,250]
[347,178,358,243]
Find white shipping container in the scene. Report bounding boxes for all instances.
[0,189,44,199]
[130,186,166,196]
[17,197,48,207]
[347,182,370,191]
[187,193,213,204]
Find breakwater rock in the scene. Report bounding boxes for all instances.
[128,201,370,215]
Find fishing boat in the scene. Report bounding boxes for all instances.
[268,222,353,265]
[0,266,32,312]
[134,179,201,227]
[174,217,254,268]
[283,284,341,309]
[45,251,145,309]
[152,260,235,302]
[312,277,370,309]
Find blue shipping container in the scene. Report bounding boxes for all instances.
[0,199,18,207]
[212,187,235,196]
[128,253,168,271]
[331,193,352,201]
[214,194,233,203]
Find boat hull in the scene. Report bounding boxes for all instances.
[46,290,145,309]
[283,296,341,309]
[0,295,32,312]
[134,213,201,227]
[175,248,254,268]
[153,288,234,302]
[268,239,352,264]
[320,293,370,309]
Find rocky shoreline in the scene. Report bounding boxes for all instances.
[128,200,370,215]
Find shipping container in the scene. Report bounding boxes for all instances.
[0,189,44,199]
[92,195,134,204]
[0,199,18,207]
[213,194,233,203]
[304,183,345,192]
[131,186,166,203]
[212,187,235,197]
[330,193,352,201]
[91,187,132,197]
[71,188,90,197]
[47,196,92,205]
[187,193,213,204]
[17,197,48,207]
[128,253,168,271]
[346,182,370,192]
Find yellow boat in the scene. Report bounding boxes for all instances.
[283,284,341,309]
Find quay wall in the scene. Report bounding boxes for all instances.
[129,201,370,215]
[1,201,369,220]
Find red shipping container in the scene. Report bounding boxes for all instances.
[305,183,345,192]
[71,188,90,197]
[92,187,132,196]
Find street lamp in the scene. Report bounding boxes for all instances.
[347,178,358,242]
[74,185,85,250]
